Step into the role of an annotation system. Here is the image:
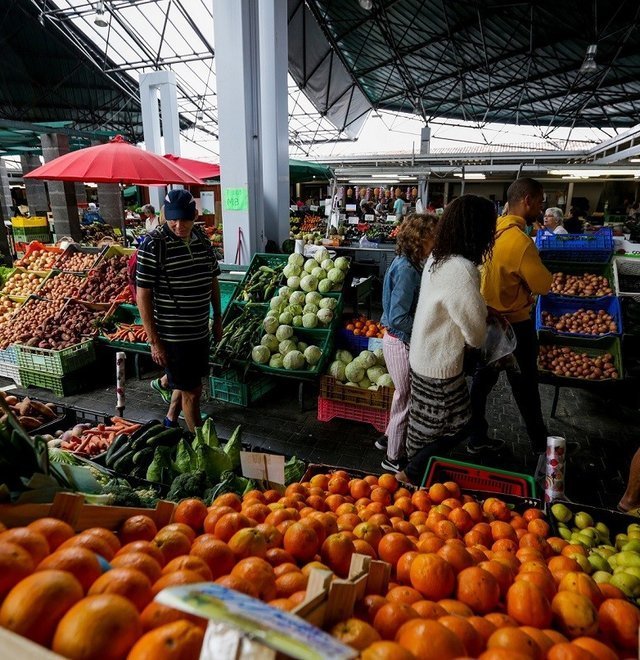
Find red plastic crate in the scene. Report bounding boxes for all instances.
[317,396,389,433]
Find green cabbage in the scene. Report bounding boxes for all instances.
[319,297,338,310]
[279,339,298,355]
[223,425,242,470]
[303,303,319,314]
[304,345,322,366]
[314,247,329,264]
[289,291,306,306]
[336,350,353,364]
[261,334,279,352]
[358,350,377,369]
[328,360,346,381]
[196,444,232,482]
[174,439,197,474]
[377,373,394,388]
[293,315,303,327]
[288,252,305,267]
[304,259,317,273]
[302,313,318,329]
[263,316,279,334]
[279,311,293,325]
[287,276,301,290]
[283,264,302,279]
[317,308,333,326]
[358,377,372,389]
[318,278,333,293]
[334,256,350,271]
[300,275,318,292]
[275,325,293,341]
[311,266,326,280]
[305,291,322,305]
[269,353,284,368]
[286,304,303,317]
[321,258,334,271]
[327,268,345,283]
[278,286,291,299]
[367,366,386,383]
[269,296,283,310]
[345,361,365,383]
[283,350,305,370]
[252,345,270,364]
[374,348,386,366]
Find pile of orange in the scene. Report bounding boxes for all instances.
[345,316,386,338]
[0,472,639,659]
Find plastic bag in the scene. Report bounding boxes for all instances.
[481,316,517,365]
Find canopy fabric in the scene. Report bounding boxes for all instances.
[122,186,138,198]
[163,155,220,180]
[288,158,333,183]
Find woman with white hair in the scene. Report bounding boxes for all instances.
[543,207,568,234]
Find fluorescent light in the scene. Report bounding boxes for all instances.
[630,158,640,163]
[454,173,486,180]
[548,169,640,177]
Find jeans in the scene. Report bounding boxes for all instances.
[469,319,547,452]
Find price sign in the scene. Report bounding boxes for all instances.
[310,205,319,212]
[348,216,359,225]
[364,214,375,222]
[386,215,398,223]
[223,187,249,212]
[240,451,285,485]
[290,205,298,212]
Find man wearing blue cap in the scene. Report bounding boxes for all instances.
[136,189,222,431]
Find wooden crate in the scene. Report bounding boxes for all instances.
[0,492,175,532]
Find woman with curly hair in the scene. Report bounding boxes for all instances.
[378,213,440,472]
[397,195,497,484]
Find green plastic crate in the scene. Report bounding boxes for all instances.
[12,227,51,244]
[219,280,237,315]
[544,260,615,298]
[18,367,91,397]
[233,253,289,304]
[209,368,276,406]
[16,340,96,376]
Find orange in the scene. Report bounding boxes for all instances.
[173,499,208,532]
[212,513,253,543]
[320,533,356,578]
[551,591,598,639]
[0,527,50,564]
[331,617,381,650]
[437,598,473,617]
[127,620,204,659]
[53,594,142,659]
[110,552,163,583]
[484,612,517,629]
[548,555,580,574]
[519,627,554,658]
[189,534,235,579]
[356,593,387,624]
[152,529,192,564]
[372,601,418,640]
[212,492,242,511]
[546,642,596,659]
[396,618,465,659]
[557,571,602,608]
[386,585,422,605]
[378,473,399,494]
[479,650,535,660]
[328,476,349,495]
[371,487,393,507]
[0,541,34,601]
[82,527,121,554]
[59,532,116,562]
[284,522,320,563]
[203,506,236,534]
[228,527,268,559]
[571,637,619,660]
[378,533,415,567]
[275,571,308,598]
[515,569,557,602]
[88,567,153,612]
[428,483,449,504]
[214,574,258,598]
[360,640,416,660]
[597,582,626,600]
[231,557,276,601]
[162,555,212,581]
[438,613,484,657]
[507,580,552,628]
[353,539,377,559]
[527,518,550,537]
[242,502,271,523]
[598,597,640,651]
[116,540,166,567]
[273,562,300,578]
[468,615,497,645]
[269,598,294,611]
[437,543,474,573]
[477,560,513,599]
[456,566,500,614]
[265,547,296,567]
[409,553,455,600]
[27,517,75,551]
[119,515,158,545]
[37,546,102,592]
[486,627,542,659]
[396,551,418,585]
[151,569,204,597]
[0,569,83,646]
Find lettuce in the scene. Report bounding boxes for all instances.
[223,425,242,470]
[174,439,197,474]
[196,444,232,482]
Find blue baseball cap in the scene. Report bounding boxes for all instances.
[164,189,196,221]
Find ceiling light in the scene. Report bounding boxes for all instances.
[549,168,640,177]
[358,0,374,10]
[580,44,598,73]
[454,173,486,180]
[94,2,108,28]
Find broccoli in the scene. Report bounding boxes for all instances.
[204,470,236,505]
[166,469,211,502]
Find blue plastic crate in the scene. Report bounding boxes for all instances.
[536,295,623,338]
[536,227,613,263]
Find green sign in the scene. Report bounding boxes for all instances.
[223,187,249,211]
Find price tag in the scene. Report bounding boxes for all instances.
[364,214,375,222]
[223,187,249,211]
[310,205,319,212]
[346,204,357,212]
[240,451,285,485]
[113,227,122,235]
[348,216,359,225]
[290,205,298,212]
[386,215,397,223]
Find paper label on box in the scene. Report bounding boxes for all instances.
[240,451,285,485]
[157,583,357,660]
[367,337,384,351]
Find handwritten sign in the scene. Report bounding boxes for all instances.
[386,215,398,223]
[364,214,375,222]
[310,205,319,212]
[240,451,285,484]
[348,216,359,225]
[223,187,249,211]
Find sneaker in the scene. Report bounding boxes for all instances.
[179,411,209,421]
[467,438,506,455]
[150,378,172,404]
[374,435,388,451]
[381,456,403,472]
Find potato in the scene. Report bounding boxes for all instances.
[539,344,619,380]
[550,272,613,297]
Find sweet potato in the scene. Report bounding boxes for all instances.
[18,416,43,430]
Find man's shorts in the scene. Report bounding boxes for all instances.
[164,338,209,391]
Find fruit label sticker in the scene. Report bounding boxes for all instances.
[240,451,285,485]
[157,583,357,660]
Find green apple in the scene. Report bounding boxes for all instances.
[596,521,610,538]
[622,540,640,553]
[551,503,572,523]
[610,572,640,598]
[572,554,593,574]
[613,551,640,569]
[574,511,594,530]
[616,533,629,550]
[558,527,572,541]
[575,532,597,548]
[591,570,612,583]
[588,553,610,572]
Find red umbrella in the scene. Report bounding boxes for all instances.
[163,154,220,180]
[24,135,204,185]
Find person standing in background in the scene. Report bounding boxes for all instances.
[394,192,406,218]
[378,213,440,472]
[141,204,159,232]
[542,207,568,235]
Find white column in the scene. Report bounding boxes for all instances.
[259,0,290,249]
[213,0,265,264]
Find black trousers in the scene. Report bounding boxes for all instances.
[469,319,548,452]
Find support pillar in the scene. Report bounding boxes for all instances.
[98,184,124,229]
[75,183,87,206]
[259,0,290,248]
[213,0,265,264]
[566,182,575,211]
[444,181,450,205]
[0,159,13,264]
[40,134,81,241]
[21,154,49,216]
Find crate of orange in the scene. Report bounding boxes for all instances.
[339,317,386,353]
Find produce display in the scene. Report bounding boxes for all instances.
[265,288,339,330]
[54,251,100,272]
[237,263,285,303]
[0,392,60,431]
[80,255,130,303]
[0,270,46,298]
[550,272,613,297]
[540,309,618,336]
[81,222,118,244]
[0,298,64,349]
[0,296,20,324]
[2,469,638,660]
[344,315,386,338]
[102,324,148,344]
[539,345,620,379]
[37,272,85,301]
[251,324,323,371]
[283,249,349,294]
[209,305,264,365]
[14,249,59,271]
[50,417,142,458]
[327,348,394,389]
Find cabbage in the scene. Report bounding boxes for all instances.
[283,350,305,370]
[269,353,284,368]
[303,259,317,274]
[287,276,301,290]
[275,325,293,341]
[317,308,333,326]
[289,290,306,306]
[311,266,326,280]
[297,341,308,353]
[303,303,319,315]
[279,311,293,325]
[319,297,337,310]
[314,247,329,264]
[321,258,334,271]
[345,361,365,383]
[367,366,386,383]
[302,313,318,329]
[358,377,371,389]
[328,360,346,381]
[288,252,305,267]
[334,256,350,271]
[374,348,386,367]
[265,310,278,319]
[318,278,333,294]
[305,291,322,305]
[336,350,353,364]
[263,316,279,334]
[344,381,359,388]
[261,334,279,352]
[278,286,291,299]
[358,350,377,369]
[300,275,318,292]
[304,345,322,366]
[327,268,345,283]
[252,345,270,364]
[286,304,303,317]
[368,385,379,391]
[377,373,394,388]
[269,296,283,310]
[293,315,303,327]
[283,264,301,279]
[279,339,298,355]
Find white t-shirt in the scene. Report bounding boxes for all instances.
[145,215,159,232]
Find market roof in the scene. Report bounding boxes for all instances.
[298,0,640,130]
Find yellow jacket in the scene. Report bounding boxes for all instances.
[481,215,552,323]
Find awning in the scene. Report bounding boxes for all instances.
[163,154,220,180]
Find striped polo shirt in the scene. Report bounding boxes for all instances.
[136,224,221,342]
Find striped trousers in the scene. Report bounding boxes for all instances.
[382,332,411,460]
